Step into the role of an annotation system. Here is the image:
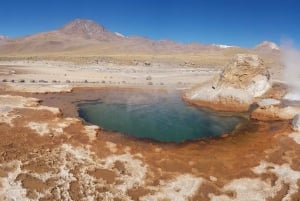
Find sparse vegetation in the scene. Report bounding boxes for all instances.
[144,61,151,66]
[39,80,48,83]
[146,75,152,80]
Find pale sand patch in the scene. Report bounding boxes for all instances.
[60,144,147,200]
[289,132,300,144]
[0,144,147,201]
[257,98,281,107]
[33,106,61,116]
[4,83,73,93]
[26,118,79,136]
[52,117,79,135]
[106,141,118,153]
[0,95,39,108]
[210,178,279,201]
[0,106,20,126]
[83,125,99,141]
[123,146,131,153]
[26,122,50,136]
[0,95,61,127]
[102,154,147,192]
[141,174,203,201]
[0,160,28,201]
[210,161,300,201]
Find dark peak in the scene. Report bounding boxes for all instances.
[66,18,104,28]
[59,18,107,37]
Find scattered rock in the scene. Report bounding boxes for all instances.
[39,80,48,83]
[209,176,218,182]
[220,133,229,138]
[146,75,152,81]
[144,61,151,66]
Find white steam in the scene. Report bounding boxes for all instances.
[281,41,300,101]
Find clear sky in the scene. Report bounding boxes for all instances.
[1,0,300,48]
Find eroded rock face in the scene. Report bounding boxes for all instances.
[185,54,271,112]
[251,105,300,121]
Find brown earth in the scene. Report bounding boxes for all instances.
[1,86,300,200]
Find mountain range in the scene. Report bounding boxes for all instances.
[0,19,280,56]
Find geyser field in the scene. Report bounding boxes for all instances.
[1,19,300,201]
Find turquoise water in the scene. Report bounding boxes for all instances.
[78,91,245,143]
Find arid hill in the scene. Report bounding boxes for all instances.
[0,19,280,67]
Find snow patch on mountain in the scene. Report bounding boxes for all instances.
[213,44,233,49]
[115,32,126,38]
[255,41,280,51]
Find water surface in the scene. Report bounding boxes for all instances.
[78,90,245,143]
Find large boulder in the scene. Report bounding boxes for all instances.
[184,54,271,112]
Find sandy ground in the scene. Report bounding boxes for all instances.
[1,60,300,201]
[0,60,220,93]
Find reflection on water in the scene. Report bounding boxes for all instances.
[78,90,245,143]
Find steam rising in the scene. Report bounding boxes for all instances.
[281,41,300,100]
[281,41,300,90]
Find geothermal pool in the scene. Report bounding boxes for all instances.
[78,90,245,143]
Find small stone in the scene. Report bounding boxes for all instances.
[209,176,218,182]
[221,133,229,138]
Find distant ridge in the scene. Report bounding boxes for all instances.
[0,18,279,56]
[59,19,122,41]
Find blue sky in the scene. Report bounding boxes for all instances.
[0,0,300,48]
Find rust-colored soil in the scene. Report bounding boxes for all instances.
[0,87,300,200]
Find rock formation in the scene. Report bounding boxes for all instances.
[251,105,300,121]
[184,54,271,112]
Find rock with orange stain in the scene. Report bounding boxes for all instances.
[184,54,271,112]
[251,105,300,121]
